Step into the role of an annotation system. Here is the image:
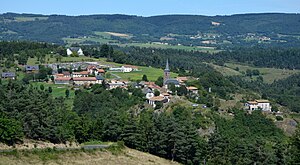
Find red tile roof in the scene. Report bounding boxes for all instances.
[55,77,71,81]
[73,77,97,81]
[97,69,105,73]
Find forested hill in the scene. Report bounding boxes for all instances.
[1,12,300,46]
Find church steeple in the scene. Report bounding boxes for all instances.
[164,59,170,85]
[165,59,170,71]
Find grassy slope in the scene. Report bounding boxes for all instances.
[112,66,178,81]
[209,62,300,84]
[0,148,180,165]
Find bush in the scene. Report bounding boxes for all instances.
[276,116,284,121]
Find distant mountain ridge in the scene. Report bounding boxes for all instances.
[0,12,300,46]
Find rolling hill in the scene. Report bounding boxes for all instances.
[1,12,300,47]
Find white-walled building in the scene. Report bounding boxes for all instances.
[245,100,272,111]
[67,47,84,56]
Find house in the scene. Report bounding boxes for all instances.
[109,65,138,73]
[1,72,16,79]
[245,100,272,111]
[177,77,188,84]
[25,65,39,73]
[122,65,138,72]
[108,81,126,90]
[67,47,84,56]
[148,96,168,108]
[145,91,155,99]
[161,92,171,102]
[54,77,71,85]
[164,79,180,88]
[72,77,101,86]
[62,71,71,77]
[72,71,89,78]
[187,86,198,94]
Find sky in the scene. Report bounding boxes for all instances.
[1,0,300,16]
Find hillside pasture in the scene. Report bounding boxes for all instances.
[225,63,300,84]
[109,66,178,81]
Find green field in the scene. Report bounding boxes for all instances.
[30,82,75,98]
[27,55,119,66]
[117,42,217,52]
[210,62,300,84]
[110,66,178,81]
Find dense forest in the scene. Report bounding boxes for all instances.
[1,13,300,47]
[1,80,300,164]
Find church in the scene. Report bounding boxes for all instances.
[163,59,180,88]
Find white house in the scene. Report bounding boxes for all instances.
[109,65,138,73]
[67,47,84,56]
[108,81,126,90]
[187,86,198,94]
[72,77,102,86]
[148,96,167,108]
[245,100,272,111]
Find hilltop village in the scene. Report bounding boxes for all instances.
[1,47,272,111]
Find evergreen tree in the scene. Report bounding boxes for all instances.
[142,75,148,82]
[65,89,70,98]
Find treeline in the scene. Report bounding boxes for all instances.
[1,80,299,164]
[0,41,65,66]
[214,47,300,69]
[2,13,300,45]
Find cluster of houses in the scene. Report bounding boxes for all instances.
[54,65,106,86]
[140,60,199,108]
[0,46,274,111]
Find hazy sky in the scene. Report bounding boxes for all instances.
[1,0,300,16]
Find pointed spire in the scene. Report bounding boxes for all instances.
[165,59,170,71]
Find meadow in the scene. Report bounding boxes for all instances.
[209,62,300,84]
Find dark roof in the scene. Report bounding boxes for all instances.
[1,72,16,78]
[96,75,105,80]
[165,79,180,85]
[26,65,39,71]
[69,47,81,52]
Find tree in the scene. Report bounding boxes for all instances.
[155,101,163,109]
[65,89,70,98]
[50,76,55,82]
[289,125,300,164]
[142,75,148,82]
[177,86,187,96]
[246,69,252,77]
[155,76,164,87]
[40,84,45,91]
[48,87,52,93]
[169,83,176,94]
[154,89,160,96]
[252,69,260,76]
[0,114,24,145]
[100,44,110,58]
